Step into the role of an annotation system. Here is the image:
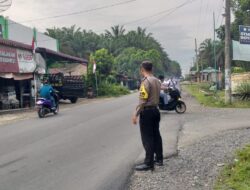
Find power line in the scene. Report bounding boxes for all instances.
[200,0,211,40]
[147,0,198,28]
[0,0,11,13]
[123,7,177,26]
[123,0,198,27]
[196,0,204,37]
[0,0,11,5]
[216,0,225,26]
[10,0,137,24]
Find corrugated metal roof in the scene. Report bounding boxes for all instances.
[201,67,219,73]
[0,38,33,51]
[36,47,88,65]
[0,38,88,64]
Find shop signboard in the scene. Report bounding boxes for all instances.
[0,47,19,73]
[239,25,250,44]
[17,49,36,73]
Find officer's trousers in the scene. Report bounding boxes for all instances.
[140,108,163,165]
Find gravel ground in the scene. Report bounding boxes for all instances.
[128,128,250,190]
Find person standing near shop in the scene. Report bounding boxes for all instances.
[132,61,163,171]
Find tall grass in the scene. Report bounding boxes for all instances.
[235,83,250,101]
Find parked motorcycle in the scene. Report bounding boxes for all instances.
[36,93,59,118]
[159,89,186,114]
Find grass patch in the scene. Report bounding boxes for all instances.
[183,83,250,108]
[98,83,130,97]
[214,145,250,190]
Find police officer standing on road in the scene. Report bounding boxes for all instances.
[132,61,163,171]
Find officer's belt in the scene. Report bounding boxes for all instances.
[143,106,158,111]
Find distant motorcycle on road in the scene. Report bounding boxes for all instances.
[159,88,186,114]
[36,93,59,118]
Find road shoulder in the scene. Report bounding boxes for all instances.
[128,89,250,190]
[128,128,250,190]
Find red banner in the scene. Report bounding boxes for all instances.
[0,48,19,73]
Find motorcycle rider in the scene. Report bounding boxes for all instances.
[39,79,56,110]
[166,77,180,91]
[159,75,169,105]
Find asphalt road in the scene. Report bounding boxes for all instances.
[0,94,142,190]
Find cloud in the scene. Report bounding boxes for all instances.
[3,0,224,74]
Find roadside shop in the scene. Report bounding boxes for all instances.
[0,38,38,110]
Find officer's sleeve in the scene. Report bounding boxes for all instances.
[135,80,150,116]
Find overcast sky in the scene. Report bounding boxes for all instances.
[4,0,225,74]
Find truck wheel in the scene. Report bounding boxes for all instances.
[70,97,78,104]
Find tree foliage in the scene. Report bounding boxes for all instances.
[90,48,114,77]
[115,47,163,78]
[45,25,182,78]
[196,38,224,72]
[212,0,250,73]
[195,0,250,74]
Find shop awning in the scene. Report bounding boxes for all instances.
[0,73,33,80]
[0,38,33,51]
[36,48,88,65]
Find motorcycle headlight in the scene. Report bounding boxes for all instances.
[36,101,43,105]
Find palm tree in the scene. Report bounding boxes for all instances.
[199,39,225,71]
[136,27,152,39]
[199,39,214,70]
[105,25,126,39]
[125,27,152,50]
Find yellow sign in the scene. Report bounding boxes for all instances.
[140,83,148,99]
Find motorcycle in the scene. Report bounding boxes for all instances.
[159,88,186,114]
[36,93,59,118]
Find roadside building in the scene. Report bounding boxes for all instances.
[116,74,138,90]
[188,70,198,82]
[0,16,58,52]
[0,16,88,70]
[0,17,88,111]
[0,38,40,110]
[200,67,222,86]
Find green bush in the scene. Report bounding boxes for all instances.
[232,67,246,74]
[98,83,130,97]
[199,82,212,91]
[235,83,250,101]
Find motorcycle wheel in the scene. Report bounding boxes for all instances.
[38,108,45,118]
[175,101,186,114]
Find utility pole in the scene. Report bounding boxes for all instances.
[213,12,217,89]
[195,38,199,82]
[195,38,199,72]
[225,0,232,104]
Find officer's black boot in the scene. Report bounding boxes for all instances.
[154,160,163,166]
[135,163,154,171]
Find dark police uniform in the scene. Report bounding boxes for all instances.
[136,76,163,166]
